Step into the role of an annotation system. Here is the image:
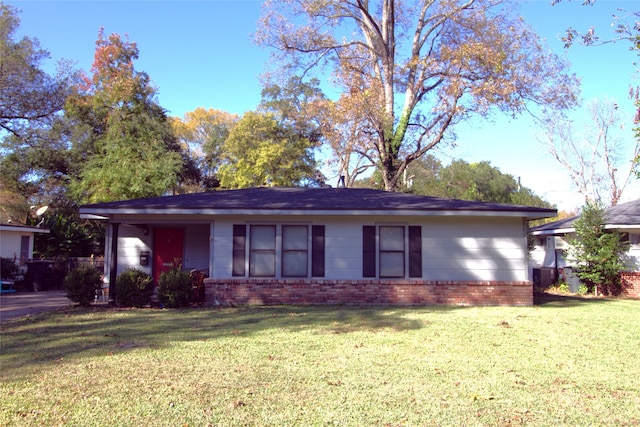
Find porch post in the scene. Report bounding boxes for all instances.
[109,222,120,305]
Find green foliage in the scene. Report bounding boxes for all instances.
[0,3,75,138]
[400,156,553,207]
[569,202,629,295]
[157,266,192,308]
[218,111,318,188]
[0,5,78,217]
[33,205,104,258]
[548,281,570,294]
[115,268,153,307]
[63,265,102,306]
[0,257,19,281]
[64,30,185,203]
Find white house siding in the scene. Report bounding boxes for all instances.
[115,225,152,277]
[0,230,26,260]
[421,217,528,282]
[208,215,528,282]
[0,226,40,268]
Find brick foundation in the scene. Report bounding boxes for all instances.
[620,272,640,299]
[203,278,533,307]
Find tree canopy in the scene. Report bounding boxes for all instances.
[0,3,75,139]
[0,3,77,222]
[360,155,553,208]
[257,0,579,191]
[66,30,184,203]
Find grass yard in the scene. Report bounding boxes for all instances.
[1,295,639,426]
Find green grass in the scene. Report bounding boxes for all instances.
[2,295,640,426]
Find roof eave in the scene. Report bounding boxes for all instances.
[79,207,556,218]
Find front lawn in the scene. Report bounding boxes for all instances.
[1,296,639,426]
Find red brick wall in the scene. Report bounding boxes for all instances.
[620,272,640,299]
[203,278,533,306]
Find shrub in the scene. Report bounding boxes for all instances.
[0,257,19,281]
[64,266,103,306]
[157,266,192,308]
[116,269,153,307]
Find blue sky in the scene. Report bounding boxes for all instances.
[7,0,640,211]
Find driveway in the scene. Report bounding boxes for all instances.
[0,290,74,323]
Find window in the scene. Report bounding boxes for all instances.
[250,225,276,277]
[232,225,246,276]
[232,224,325,278]
[379,226,405,277]
[362,225,422,278]
[282,225,308,277]
[20,235,30,265]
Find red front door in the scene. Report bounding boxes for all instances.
[153,228,184,283]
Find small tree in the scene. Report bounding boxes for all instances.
[569,202,629,295]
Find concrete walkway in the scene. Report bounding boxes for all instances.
[0,290,74,323]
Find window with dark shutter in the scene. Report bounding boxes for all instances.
[362,225,376,277]
[232,224,246,276]
[249,225,276,277]
[282,225,308,277]
[379,226,405,278]
[408,225,422,278]
[311,225,325,277]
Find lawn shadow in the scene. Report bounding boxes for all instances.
[534,291,616,307]
[0,304,439,378]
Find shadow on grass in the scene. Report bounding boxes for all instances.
[0,304,441,377]
[534,291,615,307]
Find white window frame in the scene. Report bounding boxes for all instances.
[245,223,312,278]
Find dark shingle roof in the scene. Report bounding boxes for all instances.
[531,198,640,234]
[80,187,556,217]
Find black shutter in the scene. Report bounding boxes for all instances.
[311,225,325,277]
[408,225,422,278]
[232,224,246,276]
[363,225,376,278]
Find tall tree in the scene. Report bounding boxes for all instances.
[0,3,77,222]
[539,98,639,206]
[218,111,318,188]
[553,0,640,173]
[0,3,75,139]
[389,156,553,207]
[66,30,183,203]
[257,0,579,191]
[171,107,238,191]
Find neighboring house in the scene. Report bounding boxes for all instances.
[0,224,50,291]
[79,187,557,306]
[530,198,640,297]
[0,224,50,267]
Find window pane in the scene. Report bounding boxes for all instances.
[250,252,275,276]
[283,225,307,250]
[380,252,404,277]
[283,225,308,277]
[282,251,307,277]
[251,225,276,250]
[250,225,275,277]
[379,226,404,251]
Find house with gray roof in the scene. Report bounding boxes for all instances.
[79,187,557,306]
[530,198,640,297]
